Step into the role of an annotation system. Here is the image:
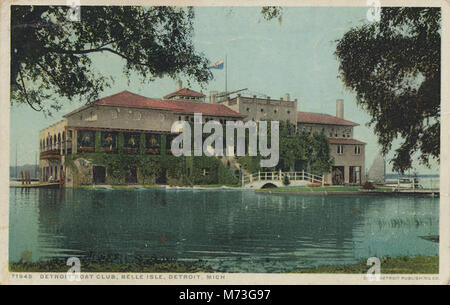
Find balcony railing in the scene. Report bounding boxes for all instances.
[146,148,160,155]
[40,149,61,159]
[123,147,139,154]
[100,147,117,153]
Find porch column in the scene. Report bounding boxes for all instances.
[72,130,77,154]
[344,166,350,184]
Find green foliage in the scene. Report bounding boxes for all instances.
[218,163,240,186]
[9,257,214,273]
[139,133,146,155]
[236,121,332,175]
[95,131,101,153]
[66,150,238,186]
[335,7,441,172]
[189,156,238,186]
[260,6,283,24]
[287,256,438,274]
[190,156,218,185]
[236,156,261,174]
[139,156,162,184]
[162,155,185,179]
[278,121,333,174]
[11,6,212,115]
[282,174,290,186]
[117,133,124,153]
[309,132,333,175]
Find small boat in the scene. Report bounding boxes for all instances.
[419,235,439,243]
[10,182,60,189]
[396,178,423,189]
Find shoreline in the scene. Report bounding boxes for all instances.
[256,189,440,197]
[287,256,439,274]
[10,183,439,197]
[9,256,438,274]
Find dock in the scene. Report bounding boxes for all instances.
[10,182,61,189]
[393,189,439,197]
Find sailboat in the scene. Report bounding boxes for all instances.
[367,152,386,185]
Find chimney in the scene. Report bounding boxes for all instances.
[176,80,182,91]
[285,93,290,101]
[336,99,344,119]
[209,91,218,104]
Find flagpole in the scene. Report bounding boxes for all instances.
[225,54,228,95]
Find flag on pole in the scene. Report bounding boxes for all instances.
[208,60,224,69]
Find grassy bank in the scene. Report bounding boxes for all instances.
[287,256,439,274]
[76,184,162,189]
[10,259,214,273]
[10,256,438,274]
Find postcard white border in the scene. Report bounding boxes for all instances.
[0,0,448,285]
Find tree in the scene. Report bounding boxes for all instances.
[335,7,440,173]
[309,132,334,175]
[277,121,333,174]
[11,6,212,115]
[11,6,283,115]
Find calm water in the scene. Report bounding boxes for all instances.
[10,188,439,272]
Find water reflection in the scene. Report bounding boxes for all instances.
[9,188,439,272]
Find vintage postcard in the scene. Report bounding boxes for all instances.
[0,0,449,287]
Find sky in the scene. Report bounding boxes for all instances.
[9,6,440,175]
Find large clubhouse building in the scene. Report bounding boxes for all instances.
[39,84,365,186]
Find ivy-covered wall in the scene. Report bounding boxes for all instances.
[188,156,239,186]
[66,133,239,187]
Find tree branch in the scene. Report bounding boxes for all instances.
[45,46,150,67]
[18,69,43,112]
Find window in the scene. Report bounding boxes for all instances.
[100,132,117,152]
[85,111,98,121]
[124,133,140,149]
[337,145,344,155]
[146,134,161,155]
[354,145,361,155]
[133,111,142,120]
[111,110,118,119]
[77,130,95,151]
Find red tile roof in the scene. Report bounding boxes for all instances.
[329,138,366,145]
[163,99,244,118]
[64,91,243,118]
[91,91,180,111]
[163,88,206,99]
[297,111,359,126]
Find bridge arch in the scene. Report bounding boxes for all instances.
[261,183,278,189]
